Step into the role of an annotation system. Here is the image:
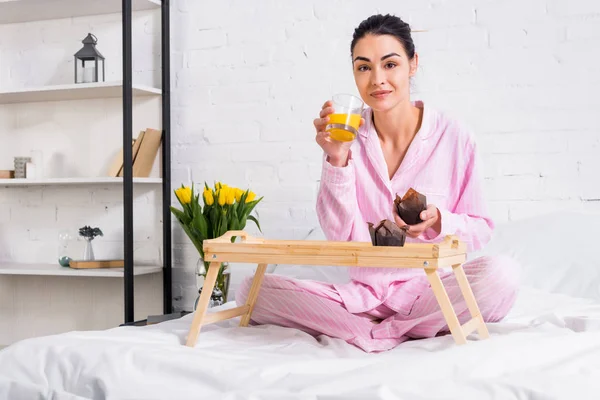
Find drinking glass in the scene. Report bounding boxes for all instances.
[326,93,364,142]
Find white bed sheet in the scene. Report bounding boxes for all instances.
[1,286,600,400]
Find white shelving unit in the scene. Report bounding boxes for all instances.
[0,82,161,105]
[0,177,162,186]
[0,0,160,24]
[0,0,170,330]
[0,263,162,277]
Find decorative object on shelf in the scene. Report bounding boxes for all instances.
[130,128,162,178]
[58,230,73,267]
[0,170,14,179]
[107,128,163,178]
[74,33,105,84]
[25,161,37,179]
[170,182,263,308]
[107,137,137,177]
[13,157,31,179]
[78,225,103,261]
[29,150,44,180]
[69,260,124,269]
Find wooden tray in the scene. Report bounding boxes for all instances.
[185,231,489,348]
[204,231,468,268]
[69,260,124,269]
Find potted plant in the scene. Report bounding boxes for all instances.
[78,225,103,261]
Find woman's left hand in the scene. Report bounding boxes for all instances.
[393,204,441,239]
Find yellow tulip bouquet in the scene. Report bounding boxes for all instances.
[171,182,263,304]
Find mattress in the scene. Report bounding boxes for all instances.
[2,211,600,399]
[1,285,600,400]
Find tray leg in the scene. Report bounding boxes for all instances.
[452,263,490,339]
[425,268,467,345]
[239,263,268,327]
[185,261,220,347]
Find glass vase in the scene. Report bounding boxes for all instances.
[193,258,231,310]
[57,230,73,267]
[83,238,95,261]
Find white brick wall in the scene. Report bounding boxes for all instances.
[0,274,162,345]
[168,0,600,310]
[1,0,599,319]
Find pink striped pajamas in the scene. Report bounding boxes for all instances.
[236,101,520,353]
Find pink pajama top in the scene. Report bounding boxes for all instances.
[316,101,494,314]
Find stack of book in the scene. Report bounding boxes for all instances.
[107,128,162,177]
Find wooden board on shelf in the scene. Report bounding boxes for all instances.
[0,170,14,179]
[118,131,146,177]
[0,262,163,277]
[133,128,162,177]
[0,82,161,105]
[69,260,124,269]
[0,177,162,186]
[0,0,161,24]
[107,145,126,177]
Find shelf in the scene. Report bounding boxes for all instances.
[0,263,163,277]
[0,177,162,186]
[0,82,162,104]
[0,0,161,24]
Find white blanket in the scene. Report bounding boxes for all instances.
[1,286,600,400]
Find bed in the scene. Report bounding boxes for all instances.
[1,211,599,400]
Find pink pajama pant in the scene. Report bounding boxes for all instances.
[235,255,520,353]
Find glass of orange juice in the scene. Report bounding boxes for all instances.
[326,93,364,142]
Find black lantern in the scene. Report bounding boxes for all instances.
[74,33,105,84]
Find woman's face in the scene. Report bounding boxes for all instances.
[352,34,418,112]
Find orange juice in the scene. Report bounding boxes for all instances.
[327,113,361,142]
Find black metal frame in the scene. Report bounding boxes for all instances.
[161,0,172,315]
[122,0,171,323]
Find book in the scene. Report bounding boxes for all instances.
[132,128,162,177]
[118,130,146,177]
[106,131,145,177]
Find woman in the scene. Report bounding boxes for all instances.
[236,14,520,353]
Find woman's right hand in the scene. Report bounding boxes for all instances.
[314,100,362,167]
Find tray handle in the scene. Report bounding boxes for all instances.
[212,230,261,243]
[440,235,460,249]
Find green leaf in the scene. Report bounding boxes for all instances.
[209,207,218,237]
[229,206,239,231]
[170,206,191,225]
[178,222,204,257]
[192,211,209,240]
[219,209,228,237]
[242,197,263,218]
[247,215,262,232]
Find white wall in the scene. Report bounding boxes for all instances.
[1,0,599,316]
[0,274,162,345]
[168,0,600,310]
